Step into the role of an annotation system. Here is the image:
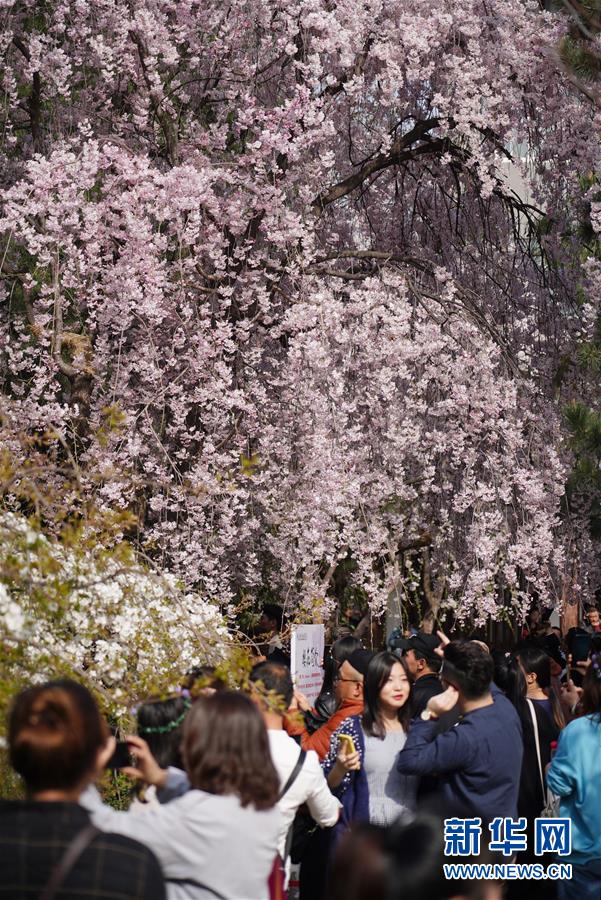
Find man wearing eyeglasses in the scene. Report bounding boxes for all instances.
[285,650,373,761]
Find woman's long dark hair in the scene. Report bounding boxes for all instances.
[183,691,279,809]
[580,654,601,721]
[492,650,528,719]
[517,643,565,730]
[362,651,412,739]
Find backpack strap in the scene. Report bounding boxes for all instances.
[40,824,100,900]
[278,748,307,800]
[526,698,545,800]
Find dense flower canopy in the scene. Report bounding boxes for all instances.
[1,0,599,627]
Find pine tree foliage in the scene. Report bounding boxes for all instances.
[550,5,601,556]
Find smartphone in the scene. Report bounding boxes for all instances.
[571,633,591,664]
[106,740,131,770]
[338,734,356,756]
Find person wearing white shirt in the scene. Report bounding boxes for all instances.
[81,692,281,900]
[249,661,341,885]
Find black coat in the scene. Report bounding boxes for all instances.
[518,701,559,822]
[410,673,443,718]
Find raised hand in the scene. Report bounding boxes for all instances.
[559,678,582,714]
[426,684,459,718]
[327,739,361,789]
[434,629,451,658]
[293,689,312,712]
[336,745,361,773]
[120,734,168,789]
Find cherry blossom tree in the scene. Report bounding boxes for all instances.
[1,0,599,630]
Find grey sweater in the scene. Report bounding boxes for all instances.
[363,731,417,825]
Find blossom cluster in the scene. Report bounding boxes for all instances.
[0,511,228,719]
[0,0,598,631]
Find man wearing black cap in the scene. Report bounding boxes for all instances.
[394,632,443,718]
[285,649,375,760]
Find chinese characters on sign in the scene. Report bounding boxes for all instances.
[300,645,321,668]
[290,624,325,704]
[443,818,571,857]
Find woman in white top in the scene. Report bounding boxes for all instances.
[324,651,417,838]
[82,691,281,900]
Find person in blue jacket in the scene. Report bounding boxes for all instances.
[396,639,523,823]
[546,653,601,900]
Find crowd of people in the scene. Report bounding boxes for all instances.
[0,603,600,900]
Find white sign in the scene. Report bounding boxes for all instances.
[290,624,325,704]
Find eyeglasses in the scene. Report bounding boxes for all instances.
[334,675,361,684]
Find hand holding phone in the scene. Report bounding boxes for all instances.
[338,734,356,756]
[336,734,360,773]
[118,735,169,789]
[106,740,132,771]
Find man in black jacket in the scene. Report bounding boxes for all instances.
[394,632,443,717]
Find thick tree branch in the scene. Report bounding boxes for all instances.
[11,35,30,61]
[398,532,432,553]
[129,30,179,165]
[312,117,442,214]
[51,260,78,378]
[421,547,447,633]
[322,33,376,98]
[12,36,42,151]
[308,250,432,275]
[561,0,601,39]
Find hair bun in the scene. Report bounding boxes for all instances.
[28,696,69,731]
[9,679,108,793]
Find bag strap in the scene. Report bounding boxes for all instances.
[166,878,228,899]
[526,698,545,799]
[40,823,100,900]
[279,748,306,800]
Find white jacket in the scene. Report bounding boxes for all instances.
[266,728,340,859]
[81,785,280,900]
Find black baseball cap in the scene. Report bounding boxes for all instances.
[393,632,440,662]
[346,649,375,676]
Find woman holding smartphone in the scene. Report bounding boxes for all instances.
[322,651,417,840]
[81,691,281,900]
